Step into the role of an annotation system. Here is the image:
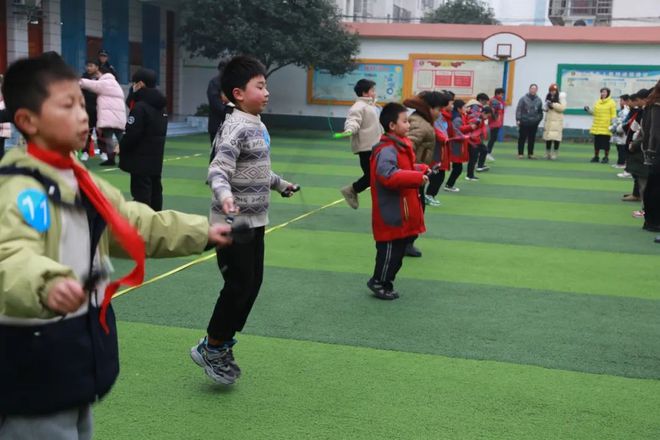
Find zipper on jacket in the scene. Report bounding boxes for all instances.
[403,198,409,221]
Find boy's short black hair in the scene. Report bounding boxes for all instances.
[220,55,267,105]
[453,99,465,110]
[620,94,630,101]
[440,89,455,99]
[132,68,157,88]
[482,106,493,115]
[476,93,489,102]
[86,59,100,66]
[1,51,78,122]
[379,102,407,132]
[99,65,113,75]
[494,87,505,95]
[420,91,449,109]
[637,88,650,99]
[629,93,638,101]
[354,79,376,97]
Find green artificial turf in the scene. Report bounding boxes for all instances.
[90,133,660,439]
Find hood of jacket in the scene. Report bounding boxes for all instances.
[403,96,433,124]
[134,87,167,110]
[466,99,481,108]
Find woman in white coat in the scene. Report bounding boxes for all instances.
[542,84,567,160]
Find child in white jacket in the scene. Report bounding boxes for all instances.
[80,66,127,166]
[340,79,383,209]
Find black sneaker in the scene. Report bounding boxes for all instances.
[405,243,422,257]
[590,156,599,163]
[190,337,239,384]
[601,157,609,164]
[367,278,399,300]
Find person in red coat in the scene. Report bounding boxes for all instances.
[368,103,429,300]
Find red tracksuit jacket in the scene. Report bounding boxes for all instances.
[370,134,427,242]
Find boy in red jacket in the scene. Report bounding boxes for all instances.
[368,103,428,300]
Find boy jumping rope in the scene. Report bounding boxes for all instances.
[0,52,232,439]
[340,79,383,209]
[191,56,299,385]
[368,103,428,300]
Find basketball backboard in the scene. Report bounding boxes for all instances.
[482,32,527,61]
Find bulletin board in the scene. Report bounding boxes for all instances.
[307,59,407,106]
[407,54,515,105]
[557,64,660,114]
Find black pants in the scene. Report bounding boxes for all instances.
[352,151,371,193]
[426,171,445,197]
[445,162,463,188]
[593,135,611,155]
[546,140,560,150]
[644,171,660,228]
[616,144,627,165]
[208,227,265,342]
[373,237,410,287]
[476,143,487,168]
[467,146,480,178]
[0,138,5,161]
[97,128,123,161]
[518,124,539,156]
[130,174,163,211]
[487,127,500,154]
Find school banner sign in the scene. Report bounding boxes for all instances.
[557,64,660,114]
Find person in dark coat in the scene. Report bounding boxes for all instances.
[119,68,168,211]
[207,60,227,143]
[97,49,118,79]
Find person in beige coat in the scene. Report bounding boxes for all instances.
[542,84,567,160]
[340,79,383,209]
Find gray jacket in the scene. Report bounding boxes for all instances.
[516,93,543,126]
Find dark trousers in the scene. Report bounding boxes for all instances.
[616,144,627,165]
[373,237,410,287]
[97,128,123,161]
[352,151,371,193]
[445,162,463,188]
[467,146,479,178]
[546,140,560,150]
[518,124,539,156]
[209,132,216,163]
[487,127,500,154]
[426,171,445,197]
[644,171,660,227]
[130,174,163,211]
[208,227,265,342]
[633,176,640,198]
[476,143,488,168]
[594,135,611,155]
[0,138,5,161]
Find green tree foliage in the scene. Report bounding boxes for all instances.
[180,0,360,77]
[423,0,499,24]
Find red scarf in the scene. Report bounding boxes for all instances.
[27,143,145,333]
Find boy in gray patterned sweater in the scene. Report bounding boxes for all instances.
[191,56,298,385]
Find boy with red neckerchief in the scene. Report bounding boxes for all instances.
[367,103,428,300]
[0,52,232,439]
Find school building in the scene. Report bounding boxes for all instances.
[0,0,178,113]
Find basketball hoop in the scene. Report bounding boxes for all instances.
[482,33,526,62]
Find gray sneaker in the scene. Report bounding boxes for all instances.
[340,185,359,209]
[190,337,239,384]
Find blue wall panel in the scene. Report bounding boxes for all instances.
[102,0,129,83]
[142,3,161,84]
[60,0,86,74]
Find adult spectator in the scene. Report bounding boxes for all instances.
[641,80,660,239]
[584,87,617,163]
[97,49,118,79]
[119,68,168,211]
[207,60,227,143]
[515,84,543,159]
[80,65,127,166]
[542,84,567,160]
[80,60,100,161]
